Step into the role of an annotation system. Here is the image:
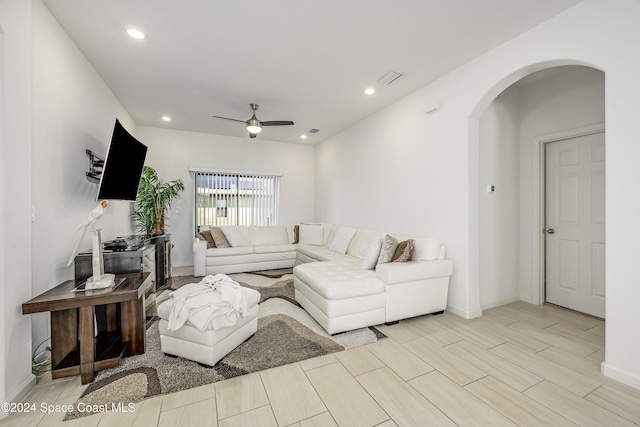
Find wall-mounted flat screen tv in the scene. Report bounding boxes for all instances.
[96,119,147,201]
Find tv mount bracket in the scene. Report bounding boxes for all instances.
[85,149,105,184]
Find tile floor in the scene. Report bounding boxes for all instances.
[2,301,639,426]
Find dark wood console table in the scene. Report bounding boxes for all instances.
[22,272,152,384]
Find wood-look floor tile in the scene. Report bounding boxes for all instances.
[490,343,601,397]
[366,338,433,380]
[465,376,576,426]
[546,323,605,349]
[158,398,217,427]
[99,396,162,427]
[585,323,605,339]
[218,405,277,427]
[334,346,384,377]
[298,354,337,371]
[445,340,542,392]
[587,349,605,363]
[215,372,269,420]
[374,420,398,427]
[586,384,640,425]
[473,319,551,353]
[537,345,604,381]
[431,315,505,350]
[409,371,516,426]
[375,321,423,343]
[490,305,558,328]
[306,362,388,427]
[514,302,601,331]
[404,317,464,347]
[357,367,456,426]
[507,320,599,357]
[161,383,216,412]
[403,338,486,386]
[288,412,338,427]
[259,364,326,426]
[524,380,637,427]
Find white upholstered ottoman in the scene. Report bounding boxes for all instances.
[157,287,261,366]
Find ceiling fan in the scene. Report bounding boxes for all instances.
[212,103,294,138]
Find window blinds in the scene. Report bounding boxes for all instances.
[195,171,281,230]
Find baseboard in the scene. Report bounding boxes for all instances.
[480,295,520,311]
[0,374,37,419]
[602,361,640,390]
[446,304,483,319]
[172,265,194,277]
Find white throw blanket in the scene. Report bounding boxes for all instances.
[167,274,250,332]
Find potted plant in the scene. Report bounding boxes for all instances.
[132,166,185,236]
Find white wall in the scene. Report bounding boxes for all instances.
[136,126,316,268]
[478,86,520,309]
[518,66,605,303]
[315,0,640,388]
[30,0,136,349]
[0,0,35,411]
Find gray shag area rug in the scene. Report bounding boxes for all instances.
[65,269,385,420]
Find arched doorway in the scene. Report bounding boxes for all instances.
[475,65,605,317]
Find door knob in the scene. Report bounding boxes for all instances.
[546,229,555,234]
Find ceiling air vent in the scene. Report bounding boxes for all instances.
[308,129,319,134]
[377,70,405,85]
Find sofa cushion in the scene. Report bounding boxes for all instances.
[297,244,359,263]
[299,224,324,245]
[329,226,357,254]
[249,226,289,246]
[377,234,398,264]
[294,261,385,300]
[376,259,453,284]
[361,237,383,270]
[413,238,442,261]
[254,244,297,254]
[392,239,415,262]
[221,226,250,247]
[210,227,230,248]
[196,230,216,249]
[346,229,386,259]
[206,246,254,257]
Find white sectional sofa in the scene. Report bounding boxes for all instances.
[193,223,453,334]
[193,225,297,276]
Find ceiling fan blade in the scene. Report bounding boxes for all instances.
[262,121,294,126]
[211,115,246,124]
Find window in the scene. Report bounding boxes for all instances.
[194,170,281,230]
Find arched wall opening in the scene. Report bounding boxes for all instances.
[468,63,605,313]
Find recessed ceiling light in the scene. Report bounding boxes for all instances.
[126,27,146,40]
[162,116,171,122]
[364,88,375,95]
[300,135,307,140]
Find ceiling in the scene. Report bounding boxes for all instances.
[42,0,581,145]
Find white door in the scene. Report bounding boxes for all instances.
[545,131,605,318]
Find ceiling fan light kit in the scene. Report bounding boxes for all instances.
[212,103,294,138]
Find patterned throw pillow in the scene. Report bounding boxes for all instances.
[196,230,216,249]
[210,227,230,248]
[392,239,415,262]
[293,224,299,244]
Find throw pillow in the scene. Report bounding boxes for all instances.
[209,227,230,248]
[221,226,250,247]
[392,239,415,262]
[329,226,357,254]
[377,234,398,264]
[298,224,324,245]
[293,224,299,244]
[196,230,216,249]
[362,237,383,270]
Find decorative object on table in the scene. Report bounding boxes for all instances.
[131,166,184,236]
[64,270,385,420]
[66,200,115,289]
